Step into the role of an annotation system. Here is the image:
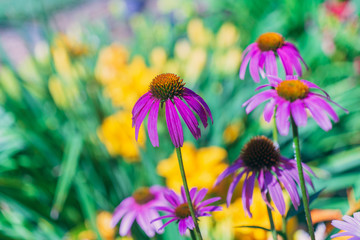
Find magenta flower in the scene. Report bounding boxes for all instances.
[331,212,360,239]
[151,186,222,235]
[239,32,307,82]
[111,186,167,237]
[243,75,348,135]
[132,73,212,148]
[215,136,314,216]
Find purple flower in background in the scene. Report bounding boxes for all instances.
[151,186,222,235]
[111,186,167,237]
[243,75,348,135]
[215,136,314,216]
[132,73,213,148]
[239,32,307,82]
[331,212,360,239]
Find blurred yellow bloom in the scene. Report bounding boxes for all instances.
[98,111,145,162]
[95,44,157,109]
[150,47,167,70]
[0,66,21,101]
[223,120,244,144]
[213,190,296,240]
[52,47,73,78]
[96,211,115,240]
[48,76,79,109]
[157,142,228,190]
[95,44,129,85]
[187,19,214,47]
[184,47,207,81]
[174,39,192,60]
[216,22,240,49]
[54,33,90,58]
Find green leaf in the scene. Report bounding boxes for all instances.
[51,134,83,218]
[235,225,285,238]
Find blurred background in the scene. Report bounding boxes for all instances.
[0,0,359,239]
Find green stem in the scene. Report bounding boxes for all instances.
[290,117,315,240]
[272,106,278,146]
[175,147,202,240]
[282,216,288,240]
[190,230,197,240]
[266,194,278,240]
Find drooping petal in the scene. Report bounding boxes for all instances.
[301,80,330,98]
[258,169,273,210]
[137,212,155,237]
[227,171,246,207]
[132,92,151,126]
[283,43,308,69]
[239,45,258,79]
[305,99,332,131]
[165,100,184,148]
[178,219,188,235]
[263,99,276,122]
[277,48,293,75]
[164,190,180,207]
[183,95,208,128]
[174,97,201,139]
[150,214,177,223]
[267,75,282,86]
[290,99,307,126]
[276,100,290,136]
[183,88,213,123]
[308,95,339,122]
[244,89,276,114]
[275,168,300,209]
[147,99,161,147]
[284,48,303,76]
[135,98,155,140]
[242,172,256,217]
[265,51,278,76]
[148,210,164,234]
[159,218,177,231]
[214,160,243,186]
[185,216,195,230]
[249,50,262,82]
[265,171,286,215]
[119,211,137,236]
[197,197,222,208]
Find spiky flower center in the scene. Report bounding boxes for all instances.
[175,203,192,219]
[257,32,285,51]
[241,136,280,171]
[149,73,185,101]
[132,187,155,205]
[276,80,309,102]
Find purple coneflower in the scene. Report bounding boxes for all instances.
[243,75,348,135]
[331,212,360,239]
[239,32,307,82]
[215,136,314,216]
[111,186,167,237]
[132,73,212,148]
[151,186,222,235]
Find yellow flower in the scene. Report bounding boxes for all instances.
[216,22,240,49]
[48,76,79,109]
[187,19,214,47]
[223,120,244,144]
[96,211,115,240]
[98,111,145,162]
[184,47,207,81]
[54,33,90,58]
[95,44,129,85]
[174,39,192,60]
[157,142,228,190]
[150,47,167,70]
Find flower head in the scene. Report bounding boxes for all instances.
[331,212,360,239]
[215,136,315,216]
[111,186,167,237]
[152,187,222,235]
[243,75,348,135]
[132,73,213,148]
[239,32,307,82]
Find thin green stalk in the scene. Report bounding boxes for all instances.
[190,230,197,240]
[266,194,278,240]
[272,106,278,146]
[290,117,315,240]
[175,147,202,240]
[282,216,288,240]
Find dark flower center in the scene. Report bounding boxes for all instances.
[257,32,285,51]
[175,203,192,219]
[276,79,309,102]
[132,187,155,205]
[149,73,185,101]
[241,136,280,171]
